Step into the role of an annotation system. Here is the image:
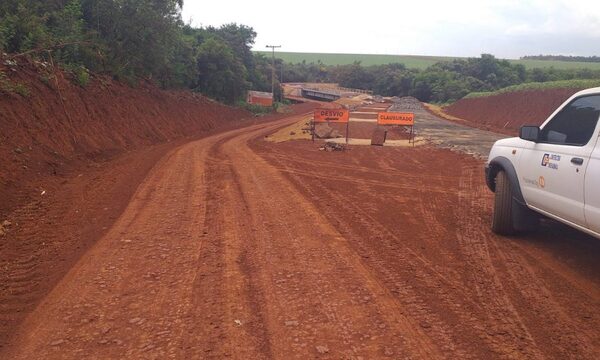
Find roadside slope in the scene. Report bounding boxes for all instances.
[443,88,581,135]
[0,57,319,348]
[0,58,248,217]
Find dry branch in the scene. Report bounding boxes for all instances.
[7,41,91,59]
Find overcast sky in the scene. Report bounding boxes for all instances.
[181,0,600,59]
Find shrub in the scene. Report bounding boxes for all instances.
[237,100,273,115]
[72,65,89,87]
[0,71,29,96]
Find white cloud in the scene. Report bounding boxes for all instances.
[181,0,600,58]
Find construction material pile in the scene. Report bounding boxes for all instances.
[314,123,343,139]
[388,96,423,112]
[320,142,347,151]
[335,97,363,110]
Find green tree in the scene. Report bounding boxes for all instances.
[79,0,184,80]
[195,37,249,103]
[330,61,374,89]
[0,0,51,53]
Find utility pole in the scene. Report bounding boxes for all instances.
[266,45,281,102]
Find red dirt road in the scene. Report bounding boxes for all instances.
[2,113,600,359]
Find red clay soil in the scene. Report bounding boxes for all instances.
[0,57,253,218]
[1,110,598,358]
[443,88,583,135]
[341,122,411,141]
[251,139,600,359]
[0,57,318,348]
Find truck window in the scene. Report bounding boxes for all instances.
[540,95,600,146]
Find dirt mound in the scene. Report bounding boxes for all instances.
[0,58,250,217]
[443,88,582,135]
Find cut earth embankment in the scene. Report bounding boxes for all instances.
[443,88,584,135]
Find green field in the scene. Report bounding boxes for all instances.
[464,79,600,99]
[254,51,456,69]
[255,51,600,70]
[508,59,600,70]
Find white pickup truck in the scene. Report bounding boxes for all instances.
[485,87,600,239]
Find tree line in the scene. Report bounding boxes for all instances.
[281,54,600,103]
[521,55,600,63]
[2,1,600,105]
[0,0,277,104]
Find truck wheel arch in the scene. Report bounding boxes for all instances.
[486,156,526,205]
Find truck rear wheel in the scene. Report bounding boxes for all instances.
[492,170,515,235]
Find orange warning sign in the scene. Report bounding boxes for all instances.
[377,112,414,125]
[314,109,350,123]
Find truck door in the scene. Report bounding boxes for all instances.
[518,94,600,227]
[585,136,600,233]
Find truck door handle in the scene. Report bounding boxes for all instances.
[571,157,584,165]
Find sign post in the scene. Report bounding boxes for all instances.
[346,121,350,144]
[313,109,350,143]
[377,112,415,146]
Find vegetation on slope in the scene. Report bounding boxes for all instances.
[464,79,600,98]
[0,0,277,104]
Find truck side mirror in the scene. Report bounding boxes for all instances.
[519,126,540,143]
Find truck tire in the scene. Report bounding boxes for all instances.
[492,170,515,235]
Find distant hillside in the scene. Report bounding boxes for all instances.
[522,55,600,63]
[255,51,600,70]
[464,79,600,99]
[254,52,457,69]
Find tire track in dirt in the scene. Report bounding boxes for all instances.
[274,167,452,194]
[4,109,599,359]
[514,242,600,300]
[1,122,278,359]
[260,149,485,357]
[456,165,599,358]
[266,153,452,182]
[253,138,600,359]
[489,233,599,357]
[180,133,274,359]
[3,113,442,359]
[453,165,543,358]
[212,119,443,359]
[0,201,54,328]
[0,141,187,348]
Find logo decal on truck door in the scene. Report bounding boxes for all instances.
[538,176,545,188]
[541,153,560,169]
[541,154,550,166]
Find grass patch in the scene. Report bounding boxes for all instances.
[240,102,273,115]
[70,65,90,87]
[238,100,292,115]
[264,115,312,143]
[508,59,600,70]
[464,79,600,99]
[423,103,467,123]
[0,72,30,97]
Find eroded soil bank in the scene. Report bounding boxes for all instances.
[0,58,317,347]
[443,88,582,135]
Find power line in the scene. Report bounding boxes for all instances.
[266,45,281,103]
